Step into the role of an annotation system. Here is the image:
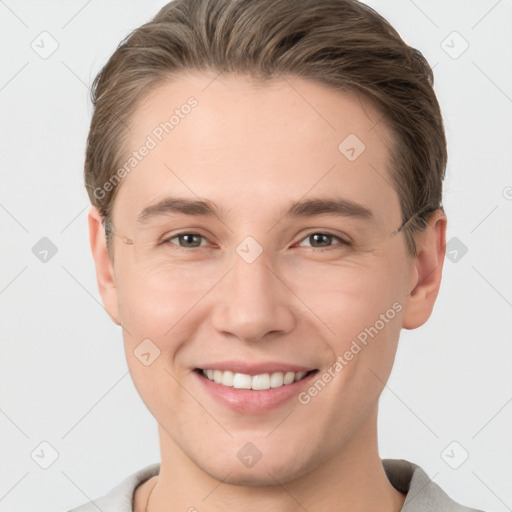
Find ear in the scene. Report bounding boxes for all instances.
[401,209,447,330]
[88,206,121,326]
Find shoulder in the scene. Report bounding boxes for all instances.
[382,458,486,512]
[65,463,160,512]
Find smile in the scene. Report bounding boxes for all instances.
[197,368,317,390]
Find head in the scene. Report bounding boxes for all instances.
[87,0,447,486]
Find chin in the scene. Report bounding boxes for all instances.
[196,449,315,488]
[207,465,298,487]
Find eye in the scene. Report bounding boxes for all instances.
[295,231,350,251]
[162,232,209,249]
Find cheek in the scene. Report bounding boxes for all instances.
[114,260,211,331]
[306,258,405,336]
[299,278,404,433]
[114,261,219,403]
[115,265,191,412]
[313,254,407,388]
[113,265,191,396]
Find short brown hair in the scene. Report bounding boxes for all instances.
[84,0,446,256]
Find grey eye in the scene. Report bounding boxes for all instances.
[168,233,207,248]
[297,232,348,249]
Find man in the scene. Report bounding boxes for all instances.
[69,0,484,510]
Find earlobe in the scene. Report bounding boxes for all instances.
[88,206,121,326]
[401,210,447,330]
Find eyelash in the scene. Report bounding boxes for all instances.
[160,231,351,252]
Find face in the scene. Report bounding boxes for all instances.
[90,71,443,485]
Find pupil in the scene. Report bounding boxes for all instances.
[312,233,330,247]
[182,234,199,247]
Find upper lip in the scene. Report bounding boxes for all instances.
[195,361,317,376]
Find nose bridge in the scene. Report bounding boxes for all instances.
[233,243,272,303]
[212,239,294,341]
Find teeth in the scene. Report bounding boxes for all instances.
[270,372,284,388]
[201,369,310,390]
[221,370,234,386]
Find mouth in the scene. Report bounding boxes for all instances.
[194,368,318,391]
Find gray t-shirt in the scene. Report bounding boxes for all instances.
[66,458,484,512]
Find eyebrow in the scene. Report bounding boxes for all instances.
[136,196,374,224]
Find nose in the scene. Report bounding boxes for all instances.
[211,246,295,343]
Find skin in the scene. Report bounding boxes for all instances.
[88,71,447,512]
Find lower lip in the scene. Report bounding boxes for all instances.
[194,369,319,414]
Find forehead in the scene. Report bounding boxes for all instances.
[112,71,399,229]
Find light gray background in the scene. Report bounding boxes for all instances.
[1,1,511,511]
